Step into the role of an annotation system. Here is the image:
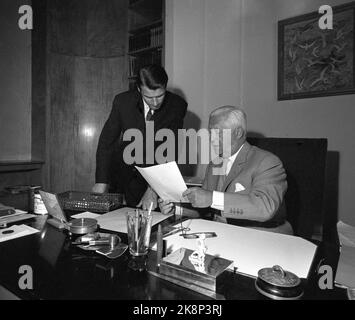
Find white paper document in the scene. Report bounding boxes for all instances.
[158,219,317,279]
[337,221,355,248]
[96,207,173,233]
[135,161,188,202]
[71,212,101,219]
[0,224,39,243]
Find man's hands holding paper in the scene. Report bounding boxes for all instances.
[138,186,158,210]
[158,199,175,215]
[158,187,213,215]
[183,188,213,208]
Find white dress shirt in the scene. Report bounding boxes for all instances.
[211,144,245,211]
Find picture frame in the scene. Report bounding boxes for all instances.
[278,2,355,100]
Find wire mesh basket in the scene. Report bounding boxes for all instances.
[58,191,124,213]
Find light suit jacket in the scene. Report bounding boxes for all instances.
[202,141,287,224]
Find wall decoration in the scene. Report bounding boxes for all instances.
[278,2,355,100]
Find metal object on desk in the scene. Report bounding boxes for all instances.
[255,265,303,300]
[157,247,234,295]
[66,218,98,235]
[74,232,128,259]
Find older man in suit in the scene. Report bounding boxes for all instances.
[160,106,293,235]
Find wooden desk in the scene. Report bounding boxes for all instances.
[0,214,348,300]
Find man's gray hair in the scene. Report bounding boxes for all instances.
[210,106,247,134]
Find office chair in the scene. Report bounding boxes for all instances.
[247,137,328,240]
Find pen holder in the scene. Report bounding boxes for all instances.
[126,210,152,257]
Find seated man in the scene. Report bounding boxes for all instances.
[160,106,293,235]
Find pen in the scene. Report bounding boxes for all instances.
[157,224,163,267]
[162,228,181,238]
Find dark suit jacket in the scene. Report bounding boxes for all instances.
[95,89,187,206]
[203,141,287,226]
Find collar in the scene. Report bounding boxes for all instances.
[143,99,154,118]
[227,143,244,164]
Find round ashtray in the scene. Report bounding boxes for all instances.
[67,218,98,235]
[255,265,304,300]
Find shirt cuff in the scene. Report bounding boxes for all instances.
[211,191,224,211]
[175,205,183,217]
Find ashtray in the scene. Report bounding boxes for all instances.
[255,265,304,300]
[73,232,128,259]
[73,232,120,251]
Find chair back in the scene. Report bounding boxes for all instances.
[248,137,328,239]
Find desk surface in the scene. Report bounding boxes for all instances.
[0,214,348,300]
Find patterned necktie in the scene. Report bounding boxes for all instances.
[216,158,229,191]
[146,108,153,121]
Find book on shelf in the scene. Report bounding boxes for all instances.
[129,25,163,53]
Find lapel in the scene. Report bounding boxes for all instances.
[133,92,146,129]
[222,141,251,191]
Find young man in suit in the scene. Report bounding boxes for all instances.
[160,106,293,235]
[93,64,187,209]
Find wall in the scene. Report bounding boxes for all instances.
[242,0,355,226]
[0,0,31,160]
[166,0,355,226]
[165,0,243,176]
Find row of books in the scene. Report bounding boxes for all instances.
[128,51,162,77]
[129,26,163,53]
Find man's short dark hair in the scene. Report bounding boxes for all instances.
[136,64,168,90]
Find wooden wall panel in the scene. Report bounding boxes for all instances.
[86,0,128,57]
[47,0,128,193]
[74,57,127,191]
[49,0,88,56]
[49,54,76,193]
[32,0,47,162]
[50,0,128,57]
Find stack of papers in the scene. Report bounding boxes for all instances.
[0,209,35,225]
[335,245,355,289]
[71,211,100,219]
[96,207,172,233]
[0,224,39,243]
[337,221,355,248]
[155,219,317,279]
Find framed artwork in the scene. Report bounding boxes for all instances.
[278,2,355,100]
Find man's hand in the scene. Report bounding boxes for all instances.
[182,188,213,208]
[92,183,109,193]
[158,199,175,215]
[138,187,158,210]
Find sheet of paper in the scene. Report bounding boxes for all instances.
[337,221,355,248]
[71,211,100,219]
[154,219,317,279]
[96,207,173,233]
[0,213,35,225]
[135,161,188,202]
[0,224,39,243]
[335,245,355,288]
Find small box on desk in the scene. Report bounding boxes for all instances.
[159,248,234,294]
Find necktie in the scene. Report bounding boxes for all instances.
[146,108,153,121]
[216,158,229,191]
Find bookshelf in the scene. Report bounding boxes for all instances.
[127,0,164,89]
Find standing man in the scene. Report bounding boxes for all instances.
[93,64,187,209]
